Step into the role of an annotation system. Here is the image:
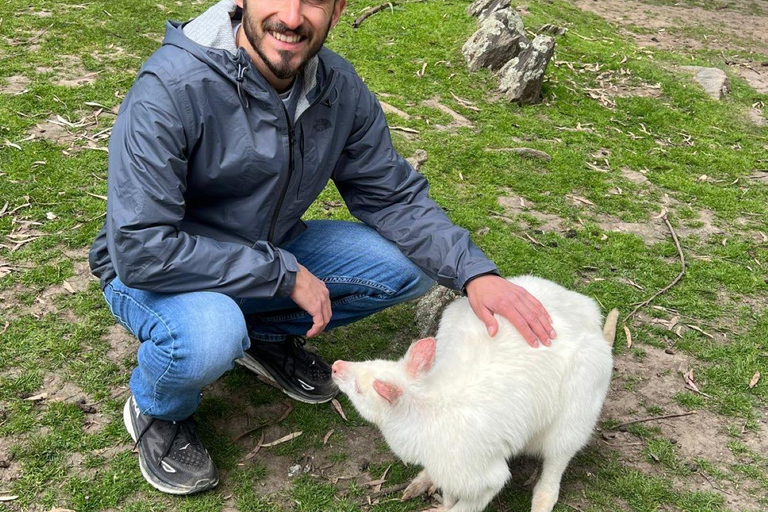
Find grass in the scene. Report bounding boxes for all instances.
[1,0,767,510]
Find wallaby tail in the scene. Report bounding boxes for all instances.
[602,309,620,346]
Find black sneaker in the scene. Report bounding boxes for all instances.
[123,395,218,495]
[236,335,338,404]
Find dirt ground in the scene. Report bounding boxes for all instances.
[573,0,768,94]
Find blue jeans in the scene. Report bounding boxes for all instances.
[102,221,434,420]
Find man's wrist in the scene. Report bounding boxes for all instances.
[462,271,499,295]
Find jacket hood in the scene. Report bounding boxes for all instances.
[165,0,322,114]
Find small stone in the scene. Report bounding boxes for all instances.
[288,464,302,477]
[680,66,730,100]
[664,348,675,355]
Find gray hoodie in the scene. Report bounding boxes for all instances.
[88,0,498,298]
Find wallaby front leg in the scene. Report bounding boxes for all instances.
[530,455,569,512]
[403,469,436,501]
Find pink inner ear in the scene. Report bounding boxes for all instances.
[373,380,402,405]
[405,337,436,377]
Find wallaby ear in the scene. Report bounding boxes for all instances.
[404,337,436,378]
[373,380,402,405]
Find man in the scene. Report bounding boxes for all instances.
[89,0,555,496]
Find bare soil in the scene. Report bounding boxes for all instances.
[573,0,768,96]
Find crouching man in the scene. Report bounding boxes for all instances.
[89,0,554,495]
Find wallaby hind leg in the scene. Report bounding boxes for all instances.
[530,455,570,512]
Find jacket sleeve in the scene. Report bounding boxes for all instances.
[332,82,499,291]
[105,71,298,298]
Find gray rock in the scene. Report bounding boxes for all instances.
[415,285,460,338]
[467,0,512,19]
[681,66,730,100]
[463,9,529,72]
[498,35,556,104]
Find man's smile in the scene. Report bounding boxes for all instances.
[269,31,305,45]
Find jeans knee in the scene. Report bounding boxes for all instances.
[401,267,435,301]
[172,294,248,386]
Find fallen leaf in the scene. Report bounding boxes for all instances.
[0,321,9,334]
[364,478,388,487]
[322,429,334,445]
[260,431,302,448]
[391,126,420,134]
[46,212,57,220]
[331,398,348,421]
[667,316,679,329]
[749,371,761,389]
[276,402,294,422]
[683,369,701,393]
[0,496,19,502]
[242,432,265,461]
[62,281,75,294]
[24,392,48,401]
[624,325,632,349]
[568,194,595,206]
[85,192,107,201]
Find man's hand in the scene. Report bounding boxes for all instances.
[290,264,332,338]
[465,275,556,347]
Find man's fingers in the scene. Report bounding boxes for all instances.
[307,313,328,338]
[515,290,556,344]
[502,307,539,347]
[476,307,498,337]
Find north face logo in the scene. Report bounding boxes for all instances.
[314,119,332,132]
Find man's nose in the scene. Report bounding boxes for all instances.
[279,0,304,30]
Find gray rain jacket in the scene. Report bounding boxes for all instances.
[88,0,498,298]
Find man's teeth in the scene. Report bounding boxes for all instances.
[271,32,302,43]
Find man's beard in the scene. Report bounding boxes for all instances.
[242,2,333,80]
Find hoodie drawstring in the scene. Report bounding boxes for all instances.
[236,63,249,108]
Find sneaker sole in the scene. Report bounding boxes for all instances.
[123,399,218,495]
[235,355,337,404]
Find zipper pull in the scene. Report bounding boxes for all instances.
[235,63,249,108]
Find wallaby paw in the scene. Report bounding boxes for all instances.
[402,470,434,501]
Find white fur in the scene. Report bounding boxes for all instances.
[333,276,614,512]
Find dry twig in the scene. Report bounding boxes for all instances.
[353,2,396,28]
[614,411,696,430]
[625,214,685,322]
[232,402,294,442]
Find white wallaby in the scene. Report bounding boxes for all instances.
[332,276,618,512]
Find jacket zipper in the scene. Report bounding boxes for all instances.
[267,71,337,243]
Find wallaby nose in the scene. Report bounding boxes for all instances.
[332,360,346,376]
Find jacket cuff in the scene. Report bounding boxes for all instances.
[274,247,300,297]
[458,263,501,294]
